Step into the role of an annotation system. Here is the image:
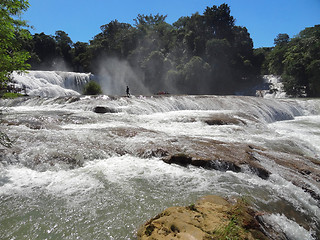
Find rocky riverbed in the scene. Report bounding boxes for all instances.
[1,95,319,239]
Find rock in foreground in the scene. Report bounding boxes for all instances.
[137,195,269,240]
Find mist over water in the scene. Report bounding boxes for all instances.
[11,67,268,97]
[96,57,151,96]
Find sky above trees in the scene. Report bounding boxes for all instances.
[23,0,320,48]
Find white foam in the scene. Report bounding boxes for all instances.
[263,213,316,240]
[1,94,320,238]
[270,115,320,156]
[11,71,92,97]
[0,165,103,199]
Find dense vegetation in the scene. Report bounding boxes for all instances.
[260,25,320,97]
[1,1,319,96]
[0,0,31,88]
[20,4,262,95]
[83,81,102,95]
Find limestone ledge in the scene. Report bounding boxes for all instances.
[137,195,270,240]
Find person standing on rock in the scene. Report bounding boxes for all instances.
[126,86,130,97]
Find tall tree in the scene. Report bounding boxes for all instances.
[72,41,91,72]
[55,30,73,68]
[274,33,290,46]
[31,33,57,70]
[0,0,31,87]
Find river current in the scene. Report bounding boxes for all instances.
[0,72,320,239]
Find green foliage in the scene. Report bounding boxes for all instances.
[214,198,252,240]
[274,33,289,46]
[217,216,241,240]
[142,51,167,91]
[263,25,320,97]
[307,60,320,96]
[16,3,320,97]
[27,31,73,70]
[266,45,287,75]
[187,203,198,212]
[1,92,23,98]
[55,30,73,68]
[183,56,211,93]
[0,0,31,87]
[253,47,272,75]
[83,81,102,95]
[18,3,264,95]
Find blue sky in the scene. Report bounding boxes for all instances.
[23,0,320,48]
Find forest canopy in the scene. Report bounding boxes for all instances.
[262,25,320,97]
[2,2,319,96]
[20,4,262,95]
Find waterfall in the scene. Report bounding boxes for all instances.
[11,70,93,97]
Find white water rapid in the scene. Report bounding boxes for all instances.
[0,78,320,239]
[11,71,93,97]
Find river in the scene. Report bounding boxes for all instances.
[0,72,319,239]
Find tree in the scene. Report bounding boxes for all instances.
[266,45,287,75]
[134,14,167,31]
[83,81,102,95]
[17,3,262,96]
[55,30,73,68]
[31,33,57,69]
[307,60,320,97]
[203,4,235,40]
[266,25,320,97]
[274,33,289,46]
[142,51,166,92]
[182,56,211,94]
[0,0,31,87]
[72,41,91,72]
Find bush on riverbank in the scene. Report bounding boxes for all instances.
[83,81,102,95]
[1,92,24,99]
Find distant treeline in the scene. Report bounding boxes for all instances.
[258,25,320,97]
[19,4,320,96]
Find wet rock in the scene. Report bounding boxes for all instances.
[204,118,245,126]
[299,169,312,175]
[206,159,242,172]
[301,186,320,206]
[202,113,246,126]
[93,106,117,114]
[248,165,271,180]
[139,148,169,158]
[137,195,269,240]
[163,153,192,166]
[163,154,261,176]
[66,96,80,103]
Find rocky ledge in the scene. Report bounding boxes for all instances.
[137,195,271,240]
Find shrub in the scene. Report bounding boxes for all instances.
[1,92,24,99]
[83,81,102,95]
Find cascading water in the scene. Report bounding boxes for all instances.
[0,78,320,239]
[11,71,93,97]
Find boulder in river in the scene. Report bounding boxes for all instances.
[93,106,117,114]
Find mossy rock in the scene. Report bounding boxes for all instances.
[137,195,269,240]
